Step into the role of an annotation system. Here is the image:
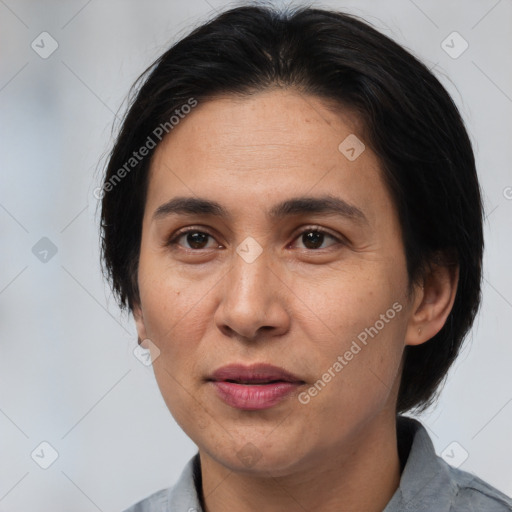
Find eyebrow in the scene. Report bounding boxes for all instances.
[152,194,368,224]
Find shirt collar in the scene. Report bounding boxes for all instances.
[383,415,460,512]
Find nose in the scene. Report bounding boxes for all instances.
[214,248,291,341]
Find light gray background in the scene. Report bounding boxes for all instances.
[1,0,511,510]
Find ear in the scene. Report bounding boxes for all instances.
[132,302,148,344]
[405,260,459,347]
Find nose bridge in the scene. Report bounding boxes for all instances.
[228,241,271,304]
[215,240,287,339]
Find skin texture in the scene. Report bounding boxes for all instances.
[133,88,458,512]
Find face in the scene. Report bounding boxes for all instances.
[134,88,421,476]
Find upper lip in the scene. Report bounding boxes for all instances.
[208,363,304,384]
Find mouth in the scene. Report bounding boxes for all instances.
[207,363,305,410]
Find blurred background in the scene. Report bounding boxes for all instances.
[1,0,511,510]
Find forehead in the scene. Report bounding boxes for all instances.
[145,89,393,226]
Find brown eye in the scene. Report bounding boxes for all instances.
[294,228,341,250]
[168,229,218,250]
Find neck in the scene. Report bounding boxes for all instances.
[198,413,401,512]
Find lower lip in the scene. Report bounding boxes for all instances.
[210,381,302,410]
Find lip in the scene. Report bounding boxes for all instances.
[208,363,305,411]
[209,363,303,384]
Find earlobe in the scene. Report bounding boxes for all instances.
[132,303,148,343]
[405,262,459,347]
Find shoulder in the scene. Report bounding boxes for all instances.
[120,453,203,512]
[392,416,512,512]
[445,464,512,511]
[121,487,170,512]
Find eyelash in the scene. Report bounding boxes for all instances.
[166,225,345,252]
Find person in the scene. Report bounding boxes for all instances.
[99,4,512,512]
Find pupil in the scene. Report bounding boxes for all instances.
[188,232,208,248]
[303,231,323,249]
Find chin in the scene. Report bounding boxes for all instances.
[204,431,309,477]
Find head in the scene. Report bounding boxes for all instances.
[99,5,483,474]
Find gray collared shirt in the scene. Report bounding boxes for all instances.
[122,416,512,511]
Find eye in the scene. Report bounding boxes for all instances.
[291,227,343,250]
[166,226,343,252]
[167,228,220,250]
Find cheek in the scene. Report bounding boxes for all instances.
[137,251,210,343]
[137,259,224,397]
[296,263,408,408]
[330,304,407,410]
[297,254,408,339]
[143,283,209,426]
